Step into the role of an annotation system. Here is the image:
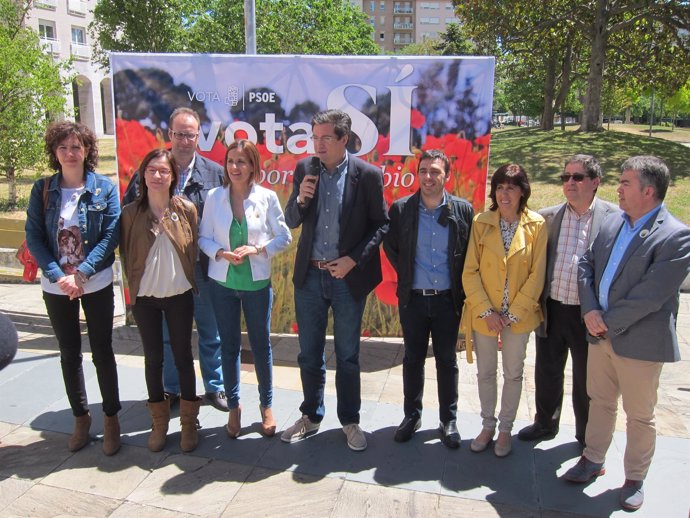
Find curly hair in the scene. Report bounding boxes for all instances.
[44,121,99,173]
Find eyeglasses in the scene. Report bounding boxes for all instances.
[560,173,588,183]
[144,167,172,177]
[310,135,338,143]
[170,131,198,141]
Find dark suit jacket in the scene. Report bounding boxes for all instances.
[383,190,473,313]
[536,198,619,337]
[122,153,224,276]
[284,153,389,301]
[578,205,690,362]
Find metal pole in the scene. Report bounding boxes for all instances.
[649,87,655,137]
[244,0,257,54]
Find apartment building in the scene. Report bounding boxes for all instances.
[361,0,459,53]
[24,0,114,136]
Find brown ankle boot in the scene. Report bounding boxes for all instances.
[226,405,242,439]
[147,399,171,452]
[259,406,276,437]
[68,413,92,452]
[102,414,121,456]
[179,397,202,452]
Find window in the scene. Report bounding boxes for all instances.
[421,2,439,9]
[39,21,56,40]
[71,26,86,45]
[446,17,458,24]
[420,17,440,24]
[370,17,375,26]
[379,32,385,41]
[370,1,375,12]
[380,1,385,11]
[380,15,385,24]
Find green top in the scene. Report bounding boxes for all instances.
[216,218,269,291]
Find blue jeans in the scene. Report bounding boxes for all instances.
[209,282,274,409]
[162,262,224,394]
[294,267,366,425]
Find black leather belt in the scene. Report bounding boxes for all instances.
[310,260,331,270]
[411,289,451,296]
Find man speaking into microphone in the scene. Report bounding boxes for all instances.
[282,109,388,452]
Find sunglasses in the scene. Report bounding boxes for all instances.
[560,173,589,183]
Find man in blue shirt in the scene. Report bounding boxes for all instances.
[564,156,690,512]
[383,150,474,448]
[282,110,388,451]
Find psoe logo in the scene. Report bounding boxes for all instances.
[225,86,240,107]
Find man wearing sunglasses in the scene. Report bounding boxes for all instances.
[518,155,617,446]
[123,107,227,413]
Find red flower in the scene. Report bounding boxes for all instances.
[410,109,426,130]
[374,249,398,306]
[362,329,371,338]
[291,322,299,334]
[115,118,160,199]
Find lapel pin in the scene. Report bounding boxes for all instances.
[639,229,649,238]
[95,188,101,195]
[170,212,179,222]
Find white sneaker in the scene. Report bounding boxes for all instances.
[343,423,367,451]
[281,415,320,443]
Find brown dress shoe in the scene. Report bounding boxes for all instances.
[68,413,92,452]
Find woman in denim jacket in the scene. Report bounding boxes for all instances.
[25,121,121,456]
[199,139,291,438]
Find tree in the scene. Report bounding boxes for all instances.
[666,81,690,128]
[0,0,70,208]
[90,0,379,68]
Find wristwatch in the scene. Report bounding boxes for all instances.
[255,244,265,255]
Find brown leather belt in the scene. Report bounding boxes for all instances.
[309,260,331,270]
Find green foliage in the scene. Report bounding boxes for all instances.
[0,0,70,207]
[91,0,379,67]
[396,39,440,56]
[433,23,476,56]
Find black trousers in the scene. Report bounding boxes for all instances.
[534,297,589,442]
[43,284,121,417]
[132,291,196,402]
[399,292,460,424]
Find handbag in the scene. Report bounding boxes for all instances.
[16,177,51,282]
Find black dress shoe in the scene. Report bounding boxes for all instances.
[517,421,558,441]
[439,420,460,449]
[394,416,421,442]
[205,391,229,412]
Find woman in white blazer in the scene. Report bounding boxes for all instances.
[199,139,291,439]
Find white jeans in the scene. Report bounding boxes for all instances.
[473,327,529,433]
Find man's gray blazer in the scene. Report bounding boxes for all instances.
[578,205,690,362]
[536,198,619,337]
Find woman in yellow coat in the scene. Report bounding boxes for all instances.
[461,163,547,457]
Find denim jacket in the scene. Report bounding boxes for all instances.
[25,171,120,283]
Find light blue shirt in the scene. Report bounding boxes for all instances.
[311,155,348,261]
[598,205,662,310]
[175,155,195,196]
[412,194,451,290]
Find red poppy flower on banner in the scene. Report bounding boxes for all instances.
[374,249,398,306]
[115,118,160,198]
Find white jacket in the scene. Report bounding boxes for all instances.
[199,183,292,283]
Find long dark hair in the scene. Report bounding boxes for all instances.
[136,148,178,207]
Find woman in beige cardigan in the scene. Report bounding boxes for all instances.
[461,163,547,457]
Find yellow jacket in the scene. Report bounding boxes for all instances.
[461,208,547,362]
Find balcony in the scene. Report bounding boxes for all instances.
[67,0,88,16]
[393,22,414,30]
[70,42,91,60]
[40,37,61,55]
[393,6,413,14]
[35,0,57,9]
[393,36,414,44]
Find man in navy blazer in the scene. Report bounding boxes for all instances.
[281,109,388,451]
[563,156,690,511]
[519,155,618,446]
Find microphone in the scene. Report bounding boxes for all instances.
[0,312,18,371]
[300,156,321,209]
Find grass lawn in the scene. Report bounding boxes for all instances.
[488,126,690,223]
[1,128,689,223]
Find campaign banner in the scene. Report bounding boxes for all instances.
[110,53,495,336]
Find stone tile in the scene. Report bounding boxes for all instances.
[128,454,252,516]
[331,480,440,518]
[221,466,343,517]
[0,426,73,481]
[438,495,539,517]
[109,501,191,518]
[0,476,34,513]
[41,443,167,500]
[0,421,18,441]
[2,483,121,517]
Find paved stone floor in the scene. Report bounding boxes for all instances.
[1,283,689,517]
